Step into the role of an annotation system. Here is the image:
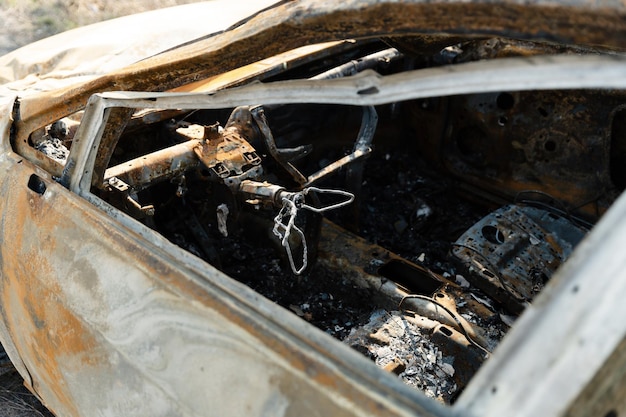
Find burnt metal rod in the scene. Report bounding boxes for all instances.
[310,48,401,80]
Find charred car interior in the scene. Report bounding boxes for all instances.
[20,36,623,406]
[2,1,626,416]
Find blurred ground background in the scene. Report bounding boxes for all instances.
[0,0,202,56]
[0,1,203,415]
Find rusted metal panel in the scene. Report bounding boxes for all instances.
[1,1,626,415]
[0,96,35,393]
[451,205,587,314]
[14,0,626,148]
[438,89,625,218]
[0,155,448,417]
[456,185,626,416]
[171,41,346,93]
[192,123,263,188]
[104,140,201,191]
[0,1,279,87]
[52,55,626,194]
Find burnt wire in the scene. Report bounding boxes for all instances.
[514,190,594,229]
[178,109,199,124]
[398,294,492,358]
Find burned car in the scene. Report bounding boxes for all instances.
[0,0,625,416]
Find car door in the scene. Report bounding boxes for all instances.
[0,96,439,417]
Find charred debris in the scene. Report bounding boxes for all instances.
[35,38,624,403]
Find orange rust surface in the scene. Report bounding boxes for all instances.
[170,42,342,93]
[0,157,437,416]
[0,170,86,415]
[104,139,200,189]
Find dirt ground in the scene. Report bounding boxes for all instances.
[0,1,203,416]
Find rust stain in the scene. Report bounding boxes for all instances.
[0,167,107,415]
[120,238,426,415]
[14,0,626,151]
[11,3,624,405]
[103,139,200,190]
[0,162,436,416]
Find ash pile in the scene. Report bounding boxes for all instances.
[345,310,459,403]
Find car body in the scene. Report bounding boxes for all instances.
[0,0,625,416]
